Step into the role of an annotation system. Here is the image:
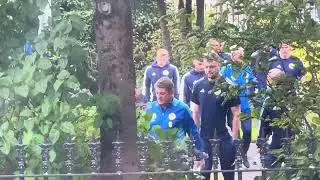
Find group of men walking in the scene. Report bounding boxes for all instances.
[139,38,305,180]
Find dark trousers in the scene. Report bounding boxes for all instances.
[227,110,252,155]
[202,136,236,180]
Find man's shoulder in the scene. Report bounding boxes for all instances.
[168,64,178,70]
[146,101,158,112]
[268,55,280,62]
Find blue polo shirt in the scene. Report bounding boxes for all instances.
[146,98,203,151]
[191,77,240,139]
[220,64,255,113]
[268,56,305,79]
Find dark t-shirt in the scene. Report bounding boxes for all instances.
[191,77,240,139]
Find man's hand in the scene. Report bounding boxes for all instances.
[267,68,285,84]
[193,159,205,171]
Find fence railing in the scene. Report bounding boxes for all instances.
[0,128,319,180]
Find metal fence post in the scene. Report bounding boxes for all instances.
[257,128,268,180]
[40,137,51,180]
[281,129,292,180]
[137,136,148,180]
[63,136,75,180]
[209,130,220,180]
[89,136,100,180]
[234,138,242,180]
[16,133,25,180]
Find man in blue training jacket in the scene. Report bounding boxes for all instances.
[191,55,241,180]
[146,77,205,164]
[180,57,205,106]
[220,46,256,168]
[142,49,180,102]
[259,41,306,167]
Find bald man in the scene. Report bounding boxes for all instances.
[142,49,180,102]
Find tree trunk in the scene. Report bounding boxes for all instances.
[156,0,173,58]
[196,0,204,30]
[93,0,138,179]
[185,0,192,33]
[178,0,187,39]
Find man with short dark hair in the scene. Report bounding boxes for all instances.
[146,76,204,156]
[207,38,232,60]
[142,49,180,102]
[180,58,205,106]
[259,41,305,167]
[191,55,241,180]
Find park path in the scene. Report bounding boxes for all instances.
[211,143,262,180]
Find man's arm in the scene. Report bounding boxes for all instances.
[191,102,200,128]
[142,67,151,102]
[231,105,241,139]
[172,66,180,99]
[184,108,203,151]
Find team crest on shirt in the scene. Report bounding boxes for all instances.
[152,72,156,76]
[152,113,157,120]
[214,89,222,95]
[168,113,176,120]
[163,70,169,76]
[288,63,296,70]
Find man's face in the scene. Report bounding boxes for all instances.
[279,44,292,58]
[156,50,169,67]
[211,40,221,53]
[193,59,204,72]
[232,47,244,63]
[204,60,220,79]
[155,87,173,105]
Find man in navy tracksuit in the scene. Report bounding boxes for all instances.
[191,55,241,180]
[260,41,305,167]
[142,49,180,102]
[180,58,205,105]
[146,77,205,163]
[220,46,255,168]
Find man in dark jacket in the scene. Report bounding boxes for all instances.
[180,58,205,106]
[142,49,180,102]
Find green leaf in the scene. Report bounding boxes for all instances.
[35,78,49,94]
[70,46,86,65]
[0,88,10,99]
[24,119,34,131]
[23,131,33,145]
[57,70,70,79]
[49,128,60,144]
[37,58,52,70]
[0,121,9,131]
[40,124,50,135]
[60,122,75,135]
[7,130,17,145]
[14,85,29,98]
[35,41,48,55]
[60,102,70,117]
[36,0,48,11]
[20,108,32,117]
[49,149,56,162]
[13,69,24,83]
[64,75,80,90]
[106,118,113,128]
[0,140,10,155]
[54,37,66,50]
[25,52,37,64]
[0,76,12,87]
[41,98,51,117]
[53,79,64,91]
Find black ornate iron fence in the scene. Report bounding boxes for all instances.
[0,130,318,180]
